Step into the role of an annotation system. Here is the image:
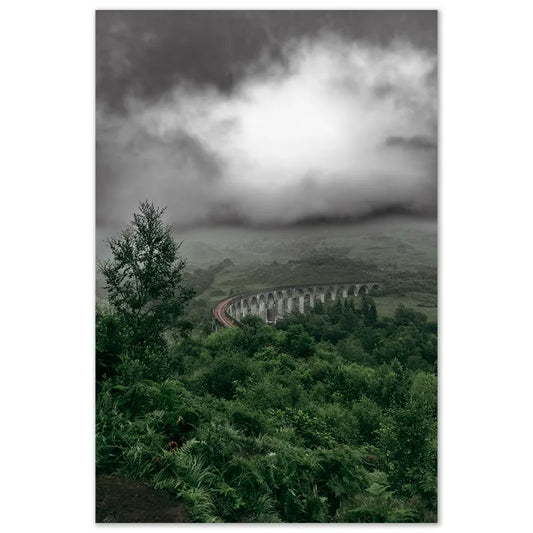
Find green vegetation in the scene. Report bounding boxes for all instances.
[96,206,437,523]
[97,201,195,386]
[183,252,437,328]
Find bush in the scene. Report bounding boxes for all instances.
[204,353,255,399]
[95,295,438,523]
[284,324,315,358]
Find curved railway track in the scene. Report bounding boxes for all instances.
[213,296,236,328]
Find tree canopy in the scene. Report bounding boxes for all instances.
[99,201,194,362]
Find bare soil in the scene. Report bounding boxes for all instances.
[96,475,189,523]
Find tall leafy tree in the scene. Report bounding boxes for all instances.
[99,201,195,358]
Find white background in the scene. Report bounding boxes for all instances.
[1,0,532,531]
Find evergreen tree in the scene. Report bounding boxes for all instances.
[99,201,195,359]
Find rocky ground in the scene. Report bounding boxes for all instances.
[95,475,189,523]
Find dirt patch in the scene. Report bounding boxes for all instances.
[96,475,189,523]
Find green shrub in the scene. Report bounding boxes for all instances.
[95,296,438,523]
[229,405,269,437]
[204,353,255,399]
[237,377,295,411]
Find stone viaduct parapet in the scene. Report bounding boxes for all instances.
[215,281,381,326]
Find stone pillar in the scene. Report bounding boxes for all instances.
[319,289,325,303]
[277,297,284,319]
[298,295,305,313]
[309,290,315,308]
[240,299,247,317]
[287,295,294,313]
[259,299,267,321]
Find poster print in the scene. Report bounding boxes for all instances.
[96,10,438,523]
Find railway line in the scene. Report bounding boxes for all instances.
[213,296,236,328]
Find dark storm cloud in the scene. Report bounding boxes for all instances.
[96,12,437,230]
[96,122,224,227]
[96,10,437,110]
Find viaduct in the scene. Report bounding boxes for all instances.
[213,281,381,328]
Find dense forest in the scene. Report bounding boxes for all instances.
[96,203,437,523]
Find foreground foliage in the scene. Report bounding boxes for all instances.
[96,296,437,522]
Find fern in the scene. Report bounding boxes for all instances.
[244,492,282,523]
[118,441,158,479]
[181,487,220,522]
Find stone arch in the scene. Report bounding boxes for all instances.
[303,292,312,312]
[285,289,296,313]
[370,283,380,293]
[276,291,285,319]
[295,288,305,313]
[305,287,316,308]
[266,293,276,322]
[242,298,250,317]
[294,288,305,302]
[347,284,357,296]
[315,286,326,303]
[258,294,267,320]
[358,285,368,295]
[250,295,258,315]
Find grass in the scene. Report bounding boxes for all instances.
[371,294,437,322]
[197,261,437,324]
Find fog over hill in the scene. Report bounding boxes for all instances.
[96,215,437,270]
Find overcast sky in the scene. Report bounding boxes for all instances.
[96,10,437,230]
